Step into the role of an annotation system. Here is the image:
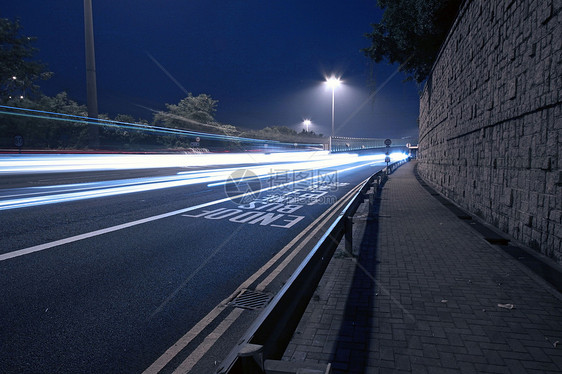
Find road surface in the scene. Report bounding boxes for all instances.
[0,151,397,373]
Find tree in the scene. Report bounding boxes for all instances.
[0,17,52,101]
[239,126,325,144]
[36,91,87,117]
[154,93,218,130]
[0,92,89,148]
[154,93,242,142]
[363,0,462,83]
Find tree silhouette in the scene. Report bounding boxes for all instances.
[0,17,52,101]
[363,0,462,83]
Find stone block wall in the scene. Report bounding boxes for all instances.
[418,0,561,263]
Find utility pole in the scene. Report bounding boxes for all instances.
[84,0,99,148]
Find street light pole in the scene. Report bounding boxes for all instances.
[84,0,99,148]
[331,86,335,137]
[325,76,341,138]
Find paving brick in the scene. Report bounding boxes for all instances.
[473,363,510,373]
[482,349,505,366]
[503,359,527,373]
[454,353,488,365]
[435,345,468,355]
[525,346,552,362]
[438,351,458,368]
[409,364,430,373]
[497,350,533,361]
[458,361,478,374]
[304,351,328,362]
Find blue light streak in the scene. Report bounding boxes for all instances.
[0,152,392,211]
[0,105,323,147]
[0,151,332,173]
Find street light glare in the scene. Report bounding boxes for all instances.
[325,76,341,88]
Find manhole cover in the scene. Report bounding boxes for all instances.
[230,289,272,310]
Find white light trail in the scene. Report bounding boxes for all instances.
[0,152,332,174]
[0,152,401,211]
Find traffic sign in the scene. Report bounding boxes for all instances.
[14,135,24,147]
[385,156,391,163]
[384,138,392,146]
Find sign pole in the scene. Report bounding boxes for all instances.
[384,138,391,172]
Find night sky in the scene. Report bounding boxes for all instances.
[3,0,420,140]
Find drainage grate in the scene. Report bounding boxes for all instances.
[230,289,272,310]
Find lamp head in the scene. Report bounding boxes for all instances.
[325,76,341,89]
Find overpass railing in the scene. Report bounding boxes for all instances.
[329,136,410,152]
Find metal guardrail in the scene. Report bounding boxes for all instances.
[329,136,410,152]
[217,159,408,374]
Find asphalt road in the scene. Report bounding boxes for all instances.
[0,153,390,373]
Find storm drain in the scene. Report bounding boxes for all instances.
[230,289,272,310]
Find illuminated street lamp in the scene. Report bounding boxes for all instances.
[325,76,341,137]
[303,119,311,132]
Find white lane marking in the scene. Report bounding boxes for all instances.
[182,207,306,229]
[1,160,377,262]
[172,308,244,374]
[0,198,230,262]
[142,180,364,373]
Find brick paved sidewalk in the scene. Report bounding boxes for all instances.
[283,161,562,373]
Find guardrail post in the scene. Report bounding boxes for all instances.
[368,188,375,218]
[345,215,353,256]
[238,343,264,374]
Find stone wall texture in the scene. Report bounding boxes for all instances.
[418,0,561,263]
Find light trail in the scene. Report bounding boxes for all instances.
[0,151,331,174]
[0,152,408,211]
